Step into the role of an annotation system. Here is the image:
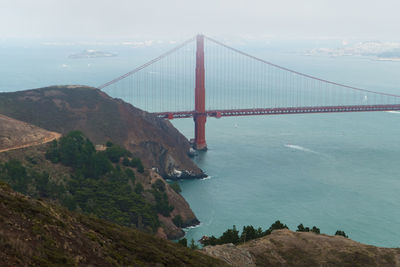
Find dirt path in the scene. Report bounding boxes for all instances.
[0,131,61,153]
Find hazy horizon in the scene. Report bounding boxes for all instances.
[1,0,400,42]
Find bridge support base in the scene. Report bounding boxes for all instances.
[194,115,207,150]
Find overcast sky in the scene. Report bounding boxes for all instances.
[1,0,400,41]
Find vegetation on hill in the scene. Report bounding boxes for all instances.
[201,221,348,247]
[0,86,205,179]
[202,229,399,267]
[0,181,227,266]
[201,220,288,246]
[0,131,174,233]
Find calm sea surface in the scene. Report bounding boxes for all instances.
[1,39,400,247]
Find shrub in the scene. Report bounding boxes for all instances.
[178,238,187,247]
[189,239,199,250]
[335,230,348,238]
[152,179,165,192]
[170,182,181,194]
[134,183,144,194]
[311,226,320,234]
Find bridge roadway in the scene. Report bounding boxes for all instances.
[154,104,400,119]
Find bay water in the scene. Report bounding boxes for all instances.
[1,38,399,247]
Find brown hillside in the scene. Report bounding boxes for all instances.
[0,85,204,179]
[0,181,227,266]
[0,114,60,153]
[0,140,198,239]
[202,229,400,266]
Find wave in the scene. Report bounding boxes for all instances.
[183,222,202,231]
[284,144,319,154]
[201,175,212,180]
[386,111,400,114]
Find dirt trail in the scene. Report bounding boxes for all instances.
[0,131,61,153]
[0,114,62,153]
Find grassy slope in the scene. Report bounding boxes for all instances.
[202,229,400,267]
[0,181,227,266]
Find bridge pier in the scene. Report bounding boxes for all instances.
[194,34,207,151]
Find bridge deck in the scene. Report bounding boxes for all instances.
[153,104,400,119]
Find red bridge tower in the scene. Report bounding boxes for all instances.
[194,34,207,150]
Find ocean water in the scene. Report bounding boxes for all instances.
[1,39,400,247]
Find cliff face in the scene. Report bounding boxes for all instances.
[202,229,400,267]
[144,171,200,239]
[0,85,205,179]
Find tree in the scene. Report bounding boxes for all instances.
[296,223,310,232]
[219,225,240,244]
[335,230,348,238]
[297,223,306,232]
[311,226,320,234]
[105,145,128,163]
[170,182,181,194]
[178,238,187,247]
[241,225,260,242]
[189,239,199,249]
[122,157,130,166]
[134,183,144,194]
[265,220,288,235]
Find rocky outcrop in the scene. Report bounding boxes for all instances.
[0,86,205,179]
[146,171,200,239]
[202,229,400,266]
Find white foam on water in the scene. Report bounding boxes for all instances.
[201,175,212,180]
[284,144,320,154]
[386,111,400,114]
[183,222,202,232]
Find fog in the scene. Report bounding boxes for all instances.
[1,0,400,41]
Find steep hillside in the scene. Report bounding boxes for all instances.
[0,181,227,266]
[0,114,60,152]
[202,229,400,266]
[0,132,198,239]
[0,85,204,179]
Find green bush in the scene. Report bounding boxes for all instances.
[105,144,130,163]
[170,182,182,194]
[43,131,158,231]
[178,238,187,247]
[335,230,348,238]
[134,183,144,194]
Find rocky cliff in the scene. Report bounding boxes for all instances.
[0,85,204,179]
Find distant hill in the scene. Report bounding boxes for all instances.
[0,114,60,152]
[202,229,400,266]
[0,181,227,266]
[0,85,204,179]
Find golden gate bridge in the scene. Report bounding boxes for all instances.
[98,35,400,151]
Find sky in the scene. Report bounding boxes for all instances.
[1,0,400,41]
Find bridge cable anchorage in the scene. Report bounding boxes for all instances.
[204,35,400,99]
[97,36,196,90]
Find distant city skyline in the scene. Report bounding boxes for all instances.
[1,0,400,41]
